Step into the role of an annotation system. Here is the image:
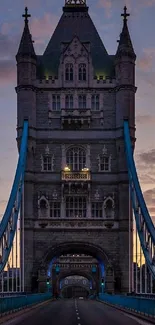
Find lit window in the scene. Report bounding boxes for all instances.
[52,95,61,111]
[65,95,74,109]
[78,95,86,109]
[66,147,86,171]
[50,202,60,218]
[79,63,86,81]
[91,95,100,110]
[92,202,103,218]
[42,156,53,171]
[65,197,87,218]
[65,63,73,81]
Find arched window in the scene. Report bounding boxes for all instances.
[66,147,86,171]
[40,199,47,209]
[78,95,86,109]
[66,196,87,218]
[105,199,114,219]
[91,94,100,110]
[65,63,73,81]
[65,94,74,109]
[79,63,86,81]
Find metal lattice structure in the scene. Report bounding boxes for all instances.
[0,121,28,293]
[124,120,155,293]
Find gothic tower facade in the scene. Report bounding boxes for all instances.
[16,1,136,294]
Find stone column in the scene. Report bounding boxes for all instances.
[38,269,47,293]
[74,90,78,109]
[105,265,114,294]
[86,145,91,168]
[87,201,91,218]
[61,144,66,169]
[87,93,91,109]
[61,184,65,218]
[61,198,65,218]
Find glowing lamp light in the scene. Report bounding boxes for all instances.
[64,166,71,172]
[82,168,89,172]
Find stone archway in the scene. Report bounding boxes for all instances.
[61,284,90,298]
[57,270,97,295]
[38,241,115,294]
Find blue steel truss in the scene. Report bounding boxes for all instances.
[0,121,28,273]
[124,120,155,278]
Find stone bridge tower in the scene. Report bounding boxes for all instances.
[16,1,136,294]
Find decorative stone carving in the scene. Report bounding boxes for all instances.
[102,145,108,155]
[52,190,58,200]
[94,189,100,200]
[45,145,50,155]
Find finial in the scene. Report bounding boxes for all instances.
[22,7,31,24]
[121,6,130,22]
[65,0,86,6]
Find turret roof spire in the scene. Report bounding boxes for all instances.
[16,7,36,60]
[116,6,136,60]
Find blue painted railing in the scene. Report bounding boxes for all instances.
[0,293,52,315]
[99,293,155,317]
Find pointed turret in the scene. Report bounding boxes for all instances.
[16,7,36,60]
[116,6,136,60]
[16,7,36,86]
[16,7,37,130]
[115,6,137,131]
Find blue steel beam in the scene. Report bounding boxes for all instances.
[124,120,155,278]
[0,121,28,273]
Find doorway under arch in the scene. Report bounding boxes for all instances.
[38,241,114,294]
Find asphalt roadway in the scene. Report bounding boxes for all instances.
[3,299,152,325]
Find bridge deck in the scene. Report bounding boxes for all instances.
[1,299,152,325]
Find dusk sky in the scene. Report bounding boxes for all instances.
[0,0,155,220]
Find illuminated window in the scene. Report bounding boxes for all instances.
[50,202,60,218]
[65,196,87,218]
[65,63,73,81]
[92,202,103,218]
[79,63,86,81]
[52,95,61,111]
[78,95,86,109]
[66,147,86,171]
[91,94,100,110]
[65,94,74,109]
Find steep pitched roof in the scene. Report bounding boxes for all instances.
[37,5,114,78]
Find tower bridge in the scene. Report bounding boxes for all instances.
[0,0,155,324]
